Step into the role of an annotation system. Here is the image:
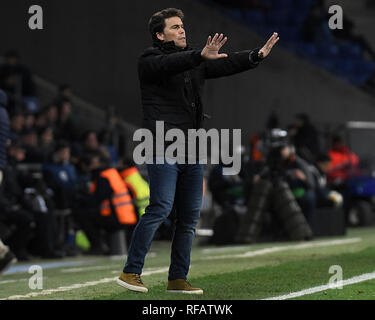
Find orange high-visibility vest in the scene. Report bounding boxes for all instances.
[91,168,137,225]
[119,167,150,217]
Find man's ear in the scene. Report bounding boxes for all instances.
[156,32,164,41]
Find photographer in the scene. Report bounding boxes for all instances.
[236,129,313,243]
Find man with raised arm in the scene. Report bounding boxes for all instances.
[117,8,279,294]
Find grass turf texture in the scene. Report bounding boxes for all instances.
[1,226,375,300]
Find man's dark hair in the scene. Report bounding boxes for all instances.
[148,8,184,43]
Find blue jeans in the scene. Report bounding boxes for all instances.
[123,159,203,280]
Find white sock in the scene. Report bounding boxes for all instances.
[0,239,9,259]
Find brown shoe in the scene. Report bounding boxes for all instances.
[166,279,203,295]
[116,272,148,293]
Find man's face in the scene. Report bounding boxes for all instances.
[157,16,186,49]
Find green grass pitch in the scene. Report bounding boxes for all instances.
[1,226,375,300]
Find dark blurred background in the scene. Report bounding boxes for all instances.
[1,0,375,261]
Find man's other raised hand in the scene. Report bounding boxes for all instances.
[201,33,228,60]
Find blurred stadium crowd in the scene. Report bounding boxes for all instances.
[0,51,150,263]
[213,0,375,90]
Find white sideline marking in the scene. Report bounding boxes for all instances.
[201,246,251,254]
[202,238,362,260]
[0,277,48,285]
[1,267,169,300]
[61,265,115,273]
[263,270,375,300]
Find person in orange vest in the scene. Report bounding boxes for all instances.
[75,151,137,254]
[327,135,360,185]
[118,159,150,218]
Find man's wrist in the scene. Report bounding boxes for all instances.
[249,48,263,64]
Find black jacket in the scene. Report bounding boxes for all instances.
[138,41,263,151]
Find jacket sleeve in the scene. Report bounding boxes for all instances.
[204,48,262,79]
[138,49,204,81]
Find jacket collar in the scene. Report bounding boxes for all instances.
[153,40,190,53]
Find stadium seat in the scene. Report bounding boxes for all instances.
[295,42,318,57]
[316,44,340,59]
[338,42,363,59]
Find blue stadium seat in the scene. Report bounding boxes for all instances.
[295,42,318,57]
[352,61,375,75]
[338,43,363,59]
[315,44,340,58]
[335,59,357,73]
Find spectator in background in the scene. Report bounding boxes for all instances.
[56,84,74,103]
[327,135,360,185]
[331,16,375,61]
[34,109,48,134]
[74,151,137,254]
[291,113,321,163]
[81,130,110,162]
[0,51,36,110]
[20,128,42,163]
[309,153,343,208]
[44,103,59,133]
[301,1,333,44]
[9,112,24,142]
[55,99,79,142]
[38,126,56,161]
[43,141,78,210]
[118,158,150,218]
[282,145,317,225]
[23,112,35,131]
[0,143,36,261]
[98,130,119,167]
[6,141,64,259]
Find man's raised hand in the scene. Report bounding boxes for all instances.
[259,32,279,58]
[201,33,228,60]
